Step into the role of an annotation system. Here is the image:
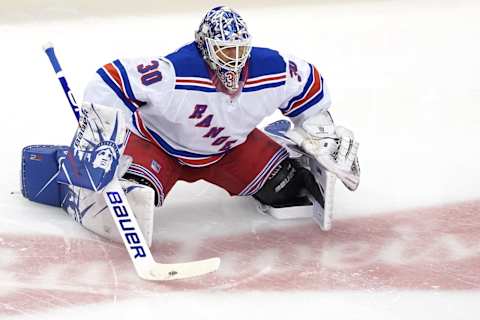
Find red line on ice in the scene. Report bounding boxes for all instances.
[1,200,479,316]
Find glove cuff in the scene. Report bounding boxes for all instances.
[301,111,336,138]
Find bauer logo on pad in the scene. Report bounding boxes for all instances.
[57,103,128,192]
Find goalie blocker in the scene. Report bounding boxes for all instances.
[21,144,156,247]
[20,102,156,247]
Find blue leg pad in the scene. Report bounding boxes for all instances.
[21,145,69,207]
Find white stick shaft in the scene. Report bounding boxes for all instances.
[102,180,156,273]
[104,180,220,280]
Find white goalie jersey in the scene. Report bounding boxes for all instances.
[84,42,331,167]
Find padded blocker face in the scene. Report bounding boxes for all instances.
[21,145,69,207]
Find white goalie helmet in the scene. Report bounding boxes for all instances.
[195,6,252,91]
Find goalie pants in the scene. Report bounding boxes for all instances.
[124,129,289,206]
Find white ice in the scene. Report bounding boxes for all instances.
[1,0,480,319]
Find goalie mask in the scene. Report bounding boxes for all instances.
[195,6,252,91]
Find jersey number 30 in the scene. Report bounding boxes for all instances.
[137,60,162,86]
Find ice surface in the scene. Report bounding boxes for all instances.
[1,0,480,319]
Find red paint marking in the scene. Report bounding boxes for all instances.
[1,201,480,316]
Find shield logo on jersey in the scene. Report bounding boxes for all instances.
[151,160,161,173]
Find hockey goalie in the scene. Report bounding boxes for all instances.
[21,6,360,278]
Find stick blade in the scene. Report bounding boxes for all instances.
[139,257,221,281]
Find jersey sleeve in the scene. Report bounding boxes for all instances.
[83,57,175,139]
[278,54,331,122]
[83,57,175,120]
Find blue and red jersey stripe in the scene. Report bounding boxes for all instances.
[174,77,216,92]
[238,147,289,196]
[132,111,225,167]
[282,64,324,117]
[97,60,146,113]
[243,72,286,92]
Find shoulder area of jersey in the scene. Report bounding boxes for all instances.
[248,46,287,78]
[163,42,288,78]
[163,42,211,79]
[95,56,174,87]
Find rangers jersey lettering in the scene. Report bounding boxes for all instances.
[83,42,331,167]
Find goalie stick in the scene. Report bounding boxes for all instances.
[43,42,220,281]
